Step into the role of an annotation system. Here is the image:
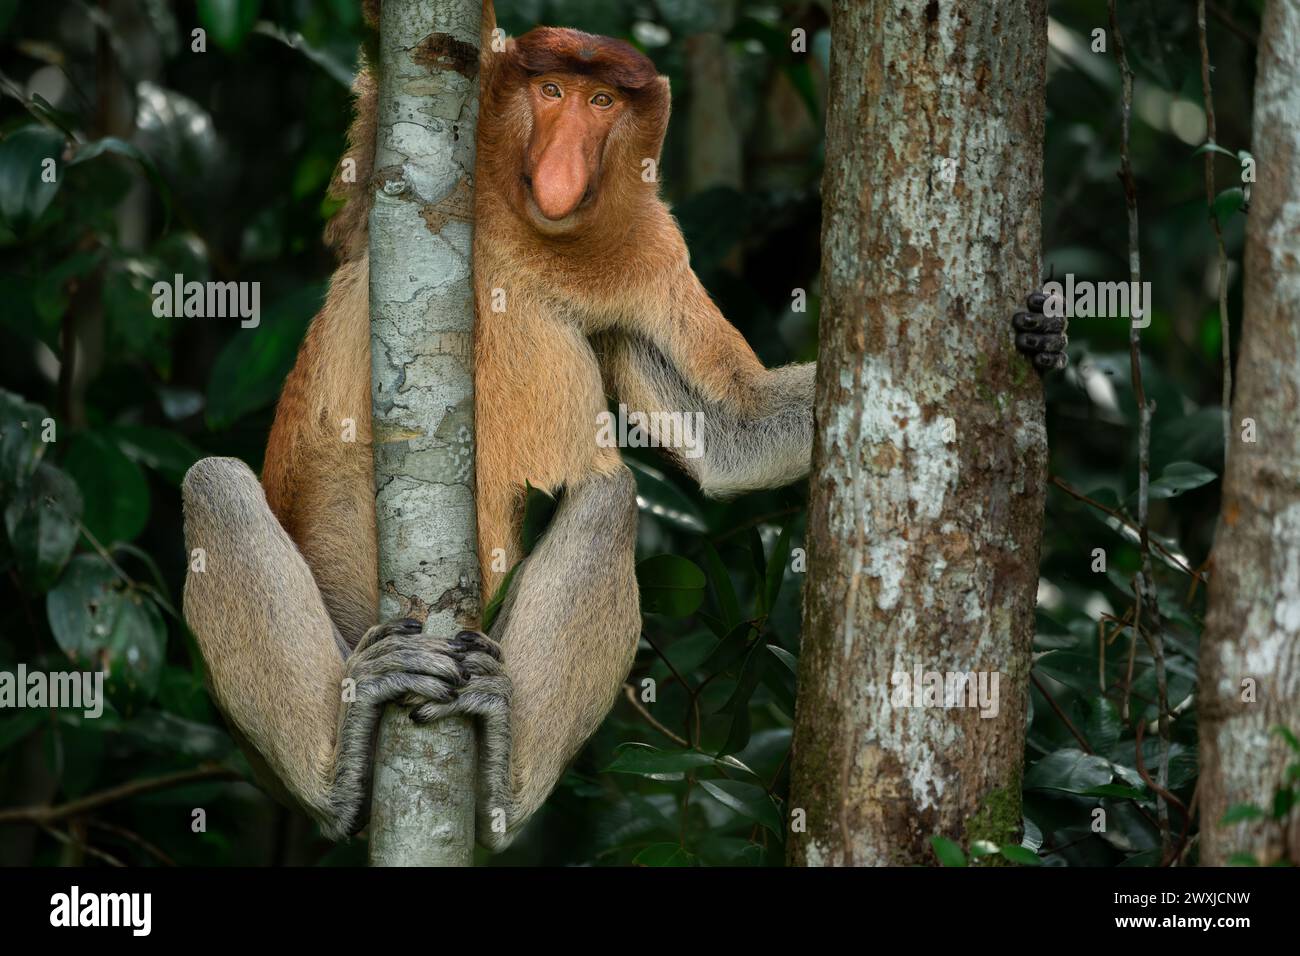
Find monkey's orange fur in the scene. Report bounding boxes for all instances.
[262,3,780,642]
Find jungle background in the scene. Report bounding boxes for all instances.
[0,0,1270,865]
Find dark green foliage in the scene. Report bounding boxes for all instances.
[0,0,1270,866]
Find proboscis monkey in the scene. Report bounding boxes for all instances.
[180,0,1067,849]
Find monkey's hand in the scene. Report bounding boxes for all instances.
[319,619,482,841]
[1013,290,1069,372]
[410,631,516,850]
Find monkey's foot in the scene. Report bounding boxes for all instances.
[410,632,509,725]
[1013,290,1069,372]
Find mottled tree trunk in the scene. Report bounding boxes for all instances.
[1199,0,1300,867]
[367,0,482,867]
[788,0,1048,866]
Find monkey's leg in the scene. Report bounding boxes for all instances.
[411,465,640,850]
[182,456,471,840]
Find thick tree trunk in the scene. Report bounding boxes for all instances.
[366,0,482,867]
[788,0,1048,866]
[1199,0,1300,867]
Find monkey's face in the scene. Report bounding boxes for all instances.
[522,74,626,229]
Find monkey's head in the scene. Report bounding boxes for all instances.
[489,28,670,236]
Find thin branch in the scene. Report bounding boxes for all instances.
[1048,476,1203,582]
[1198,0,1233,471]
[40,824,125,867]
[86,819,177,867]
[1208,0,1257,45]
[622,683,690,747]
[0,764,241,826]
[1030,672,1094,754]
[1108,0,1170,859]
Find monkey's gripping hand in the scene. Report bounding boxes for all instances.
[407,630,515,850]
[1013,290,1069,372]
[321,620,493,841]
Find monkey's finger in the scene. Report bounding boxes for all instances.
[411,701,455,724]
[1034,351,1069,371]
[450,629,502,661]
[1013,311,1043,332]
[1036,333,1069,353]
[1014,312,1067,334]
[1026,290,1048,313]
[360,673,458,708]
[460,650,504,678]
[355,616,424,654]
[357,645,470,685]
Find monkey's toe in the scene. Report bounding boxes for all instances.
[1034,351,1069,371]
[451,630,502,661]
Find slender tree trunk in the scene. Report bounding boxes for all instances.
[366,0,482,867]
[1199,0,1300,867]
[788,0,1048,866]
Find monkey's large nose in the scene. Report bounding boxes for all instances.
[530,139,590,220]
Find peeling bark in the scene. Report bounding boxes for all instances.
[788,0,1048,866]
[1199,0,1300,867]
[366,0,482,867]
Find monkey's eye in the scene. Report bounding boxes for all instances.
[590,92,614,109]
[541,82,562,99]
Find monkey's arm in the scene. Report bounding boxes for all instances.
[598,241,815,497]
[182,457,476,840]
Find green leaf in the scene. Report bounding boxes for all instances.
[0,125,65,231]
[69,137,173,229]
[626,458,707,534]
[701,540,741,630]
[4,463,82,592]
[1191,141,1237,159]
[206,285,320,428]
[1146,461,1217,500]
[762,523,794,613]
[1226,853,1259,866]
[197,0,262,52]
[1024,749,1114,793]
[1084,696,1123,752]
[1212,186,1245,224]
[1273,725,1300,753]
[698,620,758,679]
[46,555,167,714]
[697,779,783,835]
[999,844,1043,866]
[104,426,202,486]
[62,433,150,545]
[602,746,719,780]
[0,389,50,489]
[481,563,520,632]
[767,643,798,676]
[632,843,695,867]
[1079,783,1148,800]
[637,554,706,617]
[715,644,766,756]
[1272,788,1295,821]
[1218,803,1266,826]
[0,709,43,753]
[930,835,967,867]
[119,709,232,759]
[520,482,557,554]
